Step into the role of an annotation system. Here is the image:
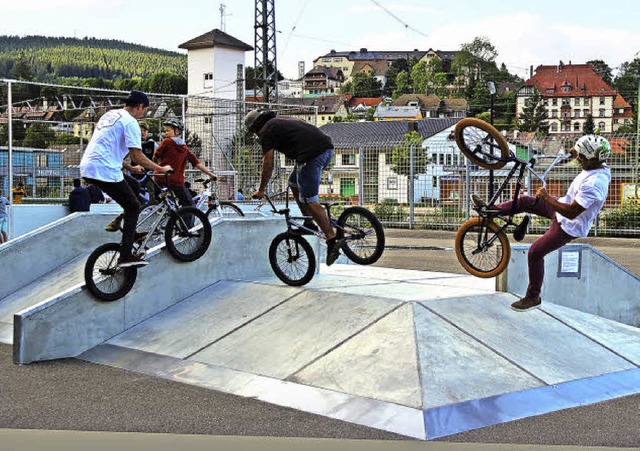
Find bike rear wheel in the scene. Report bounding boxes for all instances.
[206,201,245,218]
[165,207,212,262]
[269,232,316,286]
[454,118,510,170]
[336,206,385,265]
[455,217,511,278]
[84,242,137,301]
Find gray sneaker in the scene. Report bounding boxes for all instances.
[471,194,486,208]
[511,296,541,312]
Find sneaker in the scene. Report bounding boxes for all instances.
[105,215,123,232]
[513,215,530,241]
[117,255,149,268]
[511,296,541,312]
[471,194,486,208]
[326,237,345,266]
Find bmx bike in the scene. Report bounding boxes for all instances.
[84,171,213,301]
[258,190,385,286]
[453,118,573,278]
[192,178,245,218]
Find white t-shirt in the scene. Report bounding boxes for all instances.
[557,164,611,238]
[80,109,142,182]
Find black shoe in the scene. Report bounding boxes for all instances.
[134,231,148,242]
[326,237,345,266]
[513,215,530,241]
[511,295,541,312]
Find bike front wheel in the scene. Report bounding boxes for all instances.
[336,206,385,265]
[206,201,245,218]
[454,118,510,170]
[269,232,316,286]
[455,218,511,278]
[84,242,137,301]
[165,207,212,262]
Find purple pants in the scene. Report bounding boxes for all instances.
[496,196,575,298]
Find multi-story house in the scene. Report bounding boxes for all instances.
[391,94,467,119]
[278,78,304,98]
[373,105,422,121]
[347,97,383,120]
[516,63,631,135]
[312,48,458,84]
[613,94,633,131]
[302,66,346,96]
[278,96,350,126]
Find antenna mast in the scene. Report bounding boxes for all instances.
[254,0,278,103]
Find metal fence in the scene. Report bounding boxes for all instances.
[2,79,639,237]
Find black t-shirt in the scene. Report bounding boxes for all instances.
[259,117,333,163]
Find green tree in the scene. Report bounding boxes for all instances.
[584,113,595,134]
[390,130,429,198]
[518,88,548,133]
[469,80,490,117]
[587,59,613,86]
[410,61,429,94]
[147,72,187,94]
[614,57,640,121]
[384,57,415,96]
[364,107,376,121]
[392,70,411,98]
[0,124,8,146]
[357,71,382,97]
[11,50,33,81]
[23,122,55,148]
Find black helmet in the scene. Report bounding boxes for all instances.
[244,109,276,133]
[163,118,184,131]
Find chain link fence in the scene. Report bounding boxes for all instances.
[2,79,639,237]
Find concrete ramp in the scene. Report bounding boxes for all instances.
[12,216,288,364]
[78,265,640,439]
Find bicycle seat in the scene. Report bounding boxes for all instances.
[320,201,339,209]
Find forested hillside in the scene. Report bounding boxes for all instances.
[0,35,186,82]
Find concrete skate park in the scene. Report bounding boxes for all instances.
[1,205,640,447]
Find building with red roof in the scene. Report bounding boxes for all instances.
[516,62,632,134]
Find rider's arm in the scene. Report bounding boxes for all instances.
[536,188,585,220]
[195,163,218,180]
[129,148,171,173]
[257,149,275,194]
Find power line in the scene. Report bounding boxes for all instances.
[368,0,429,39]
[280,0,310,57]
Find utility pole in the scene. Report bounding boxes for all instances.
[254,0,278,103]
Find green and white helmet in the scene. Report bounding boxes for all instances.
[574,134,611,161]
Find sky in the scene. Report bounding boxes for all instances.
[4,0,640,81]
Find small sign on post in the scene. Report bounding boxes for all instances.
[557,246,582,278]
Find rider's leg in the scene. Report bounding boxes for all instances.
[495,195,557,219]
[85,177,141,257]
[290,149,335,240]
[524,218,575,299]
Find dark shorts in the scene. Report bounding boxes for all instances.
[288,149,333,204]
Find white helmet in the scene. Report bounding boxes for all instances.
[574,135,611,161]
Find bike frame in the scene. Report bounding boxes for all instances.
[259,188,336,239]
[134,172,190,252]
[481,150,572,226]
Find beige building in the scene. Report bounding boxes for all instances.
[516,63,632,134]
